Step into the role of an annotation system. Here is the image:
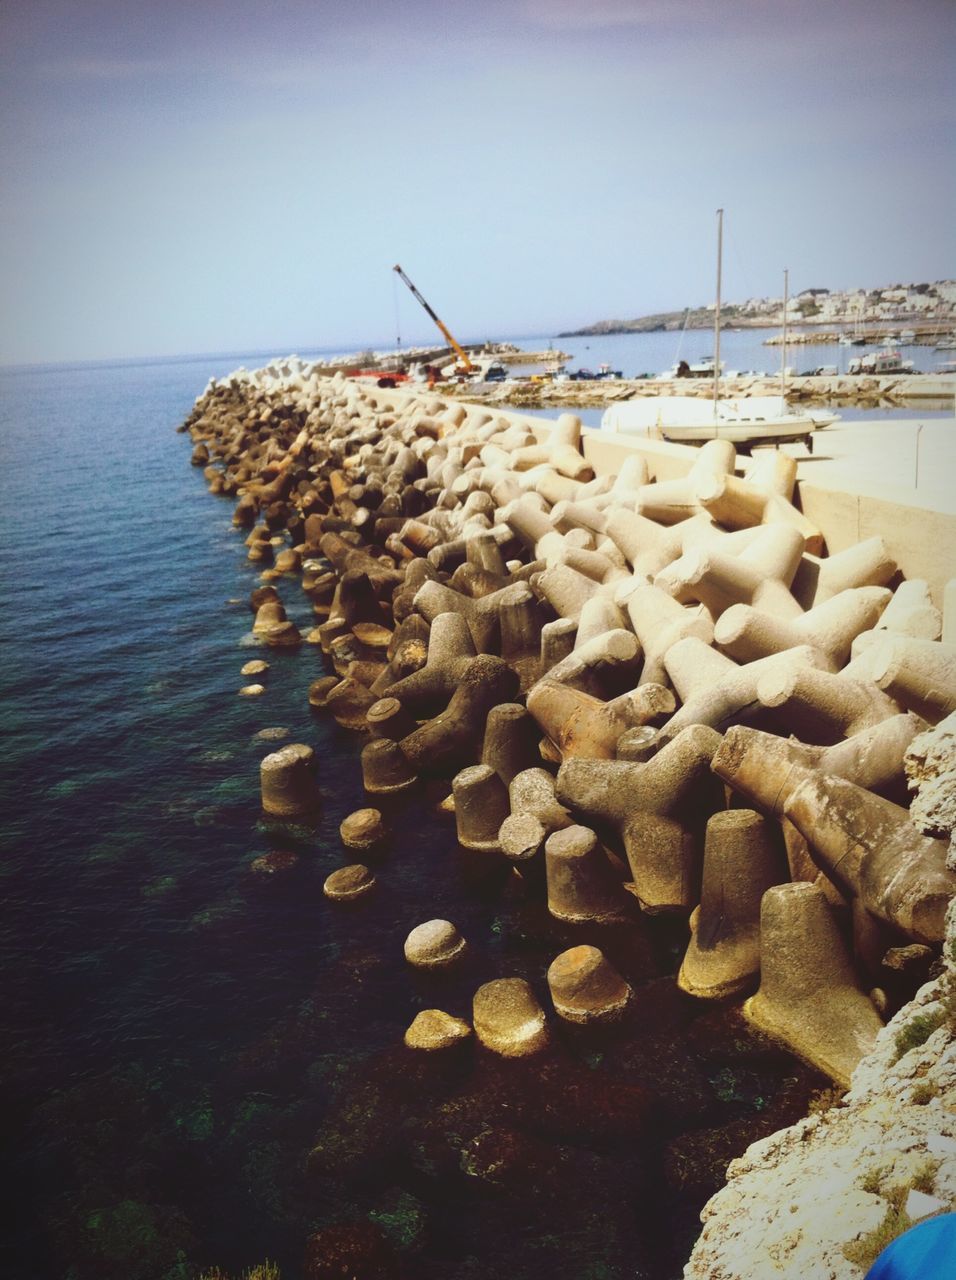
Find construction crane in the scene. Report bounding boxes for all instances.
[392,264,474,373]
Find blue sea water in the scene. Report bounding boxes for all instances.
[529,325,949,379]
[2,346,834,1280]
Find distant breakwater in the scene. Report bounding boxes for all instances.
[180,359,956,1278]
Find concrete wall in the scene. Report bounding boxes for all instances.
[796,478,956,605]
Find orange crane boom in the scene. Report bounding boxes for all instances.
[392,264,474,372]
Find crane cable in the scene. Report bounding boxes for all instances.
[392,270,402,351]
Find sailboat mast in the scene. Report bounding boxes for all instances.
[781,267,789,400]
[713,208,723,419]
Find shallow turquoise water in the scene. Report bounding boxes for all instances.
[0,351,825,1279]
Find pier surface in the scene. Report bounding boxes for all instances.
[439,372,956,411]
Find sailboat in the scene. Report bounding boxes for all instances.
[600,210,838,445]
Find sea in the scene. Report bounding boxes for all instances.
[0,331,946,1280]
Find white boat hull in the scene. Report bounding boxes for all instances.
[600,395,834,444]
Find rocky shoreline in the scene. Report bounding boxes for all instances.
[181,359,955,1276]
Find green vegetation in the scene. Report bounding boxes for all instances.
[197,1263,280,1280]
[860,1165,890,1196]
[845,1159,940,1269]
[842,1203,912,1270]
[911,1158,940,1195]
[910,1079,940,1105]
[892,1008,945,1062]
[806,1085,846,1115]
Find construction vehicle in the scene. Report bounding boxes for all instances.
[392,264,474,374]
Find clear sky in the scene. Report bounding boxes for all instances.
[1,0,953,363]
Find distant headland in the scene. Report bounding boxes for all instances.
[558,278,956,337]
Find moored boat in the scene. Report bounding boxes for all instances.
[602,217,837,447]
[600,394,834,445]
[848,350,915,375]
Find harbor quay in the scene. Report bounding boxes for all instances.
[181,359,956,1279]
[436,371,956,412]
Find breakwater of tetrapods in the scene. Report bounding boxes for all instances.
[180,358,956,1278]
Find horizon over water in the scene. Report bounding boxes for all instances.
[0,344,908,1279]
[4,319,953,379]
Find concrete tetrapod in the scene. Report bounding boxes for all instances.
[472,977,550,1058]
[873,578,942,640]
[654,524,806,623]
[537,628,641,700]
[866,635,956,724]
[403,919,468,969]
[547,945,632,1023]
[383,612,475,716]
[527,679,675,760]
[555,725,725,913]
[452,764,511,853]
[544,824,630,923]
[743,882,883,1088]
[573,595,630,648]
[531,563,602,624]
[497,585,545,691]
[634,439,737,526]
[404,1010,472,1052]
[500,493,566,561]
[754,663,904,745]
[322,677,378,730]
[546,535,623,577]
[604,506,688,579]
[400,655,520,777]
[694,450,823,553]
[539,617,578,674]
[260,743,320,817]
[791,535,897,609]
[323,863,376,901]
[340,808,386,851]
[550,497,610,539]
[767,712,924,802]
[657,638,823,745]
[509,412,593,482]
[678,809,788,1000]
[714,586,892,671]
[252,599,302,647]
[365,696,418,742]
[414,578,536,654]
[498,767,573,864]
[360,737,418,794]
[481,703,542,787]
[619,582,714,687]
[712,725,956,944]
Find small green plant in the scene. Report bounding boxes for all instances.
[940,970,956,1033]
[911,1079,940,1104]
[892,1008,945,1062]
[807,1084,846,1115]
[198,1264,280,1280]
[860,1165,889,1196]
[842,1204,912,1270]
[846,1157,942,1268]
[911,1157,940,1194]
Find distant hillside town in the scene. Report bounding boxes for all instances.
[559,279,956,336]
